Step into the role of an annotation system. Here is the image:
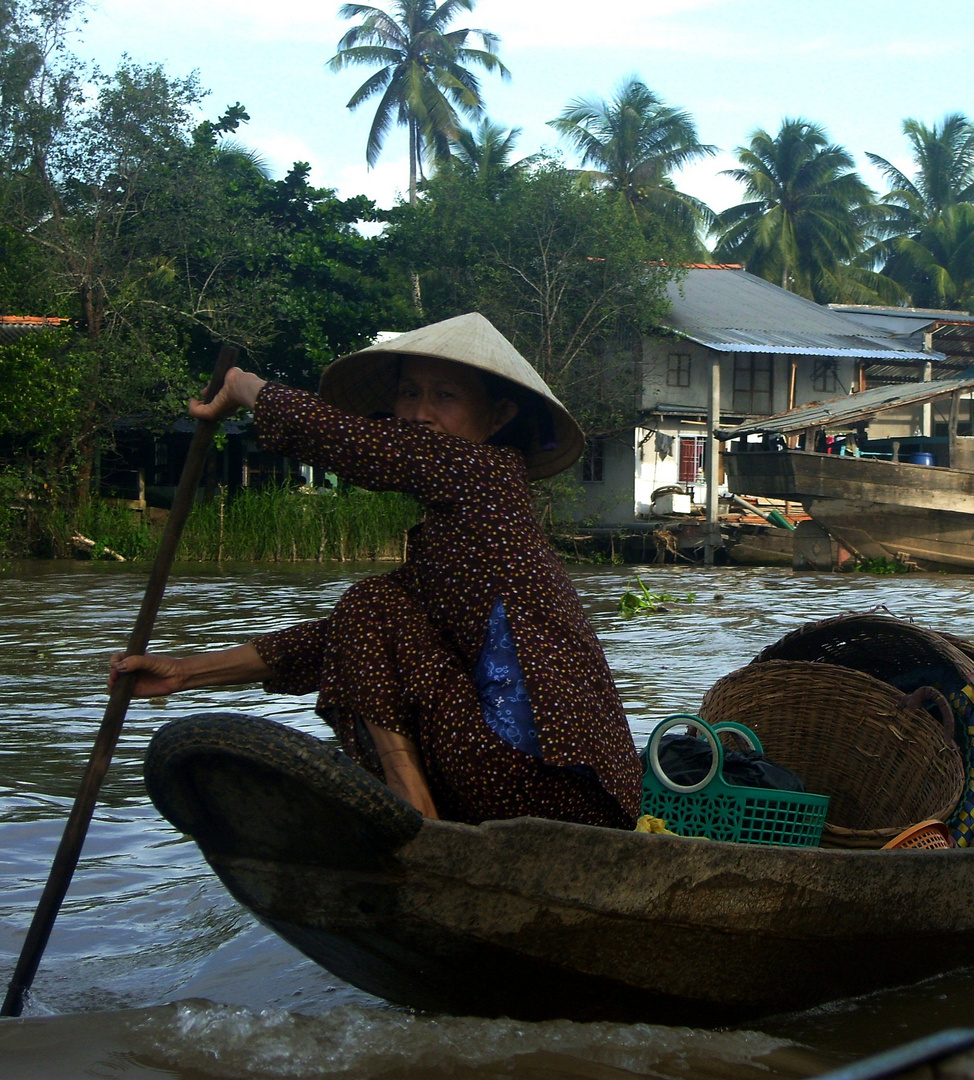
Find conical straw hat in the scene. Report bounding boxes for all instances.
[318,312,585,480]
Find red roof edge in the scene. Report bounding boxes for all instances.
[0,315,69,326]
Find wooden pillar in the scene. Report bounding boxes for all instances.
[921,358,933,436]
[949,390,961,468]
[704,353,721,565]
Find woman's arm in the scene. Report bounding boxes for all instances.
[108,643,273,698]
[363,720,439,819]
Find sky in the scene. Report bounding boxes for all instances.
[72,0,973,219]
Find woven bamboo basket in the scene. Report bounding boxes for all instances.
[751,613,974,689]
[698,659,965,848]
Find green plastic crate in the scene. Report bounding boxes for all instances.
[640,714,830,847]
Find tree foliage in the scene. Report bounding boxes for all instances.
[868,114,974,309]
[548,76,716,248]
[445,118,534,199]
[0,0,391,515]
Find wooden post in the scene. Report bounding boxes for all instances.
[704,353,721,564]
[949,390,961,469]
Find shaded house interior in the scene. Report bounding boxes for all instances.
[97,416,323,510]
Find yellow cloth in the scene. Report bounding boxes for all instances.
[635,814,676,834]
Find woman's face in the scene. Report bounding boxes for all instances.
[394,357,516,444]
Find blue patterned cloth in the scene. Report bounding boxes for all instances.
[475,597,541,757]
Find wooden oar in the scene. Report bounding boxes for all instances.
[1,344,238,1018]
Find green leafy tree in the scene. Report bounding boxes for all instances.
[255,162,403,389]
[548,76,716,245]
[327,0,509,206]
[0,327,84,449]
[868,113,974,228]
[885,202,974,310]
[712,118,891,303]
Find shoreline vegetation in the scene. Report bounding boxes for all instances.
[0,483,621,566]
[2,486,425,564]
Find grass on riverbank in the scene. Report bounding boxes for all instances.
[177,485,422,562]
[5,485,423,563]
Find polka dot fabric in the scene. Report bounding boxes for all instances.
[250,383,641,827]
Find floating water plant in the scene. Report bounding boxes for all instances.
[855,556,912,575]
[619,577,696,615]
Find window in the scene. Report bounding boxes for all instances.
[812,358,839,394]
[733,354,773,414]
[678,436,706,483]
[581,437,604,482]
[667,353,691,387]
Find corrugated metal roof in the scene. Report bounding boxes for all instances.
[714,367,974,439]
[662,268,943,360]
[828,305,974,339]
[933,321,974,358]
[0,315,70,344]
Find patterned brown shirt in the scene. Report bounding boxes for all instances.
[250,382,641,821]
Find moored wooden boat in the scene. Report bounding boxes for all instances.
[144,711,974,1026]
[722,447,974,571]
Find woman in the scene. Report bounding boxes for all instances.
[111,313,641,828]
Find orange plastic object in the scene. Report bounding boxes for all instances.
[882,819,953,850]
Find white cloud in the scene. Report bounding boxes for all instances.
[92,0,347,43]
[331,155,410,208]
[481,0,735,50]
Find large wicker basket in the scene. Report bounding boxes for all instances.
[698,659,965,848]
[751,613,974,690]
[747,612,974,845]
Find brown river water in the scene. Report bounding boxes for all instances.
[3,559,974,1079]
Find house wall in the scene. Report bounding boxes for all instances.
[573,432,639,524]
[639,339,859,417]
[571,339,860,525]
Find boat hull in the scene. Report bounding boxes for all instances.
[723,450,974,571]
[144,713,974,1024]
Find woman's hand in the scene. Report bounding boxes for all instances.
[108,652,185,698]
[189,367,267,422]
[107,644,273,698]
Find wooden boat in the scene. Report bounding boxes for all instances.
[143,711,974,1026]
[722,446,974,571]
[716,370,974,572]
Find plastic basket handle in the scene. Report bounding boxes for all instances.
[896,685,956,743]
[708,720,765,756]
[647,714,723,794]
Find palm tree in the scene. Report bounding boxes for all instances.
[867,114,974,307]
[884,202,974,311]
[547,76,716,238]
[867,113,974,229]
[712,118,886,303]
[448,118,533,197]
[328,0,509,206]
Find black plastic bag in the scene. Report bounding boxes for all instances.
[652,733,807,792]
